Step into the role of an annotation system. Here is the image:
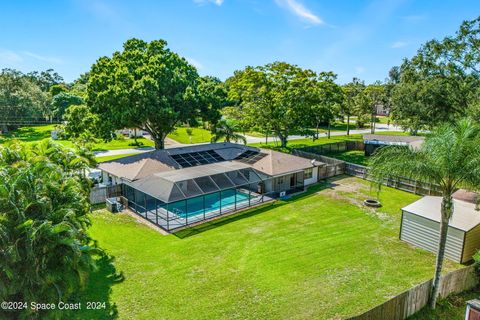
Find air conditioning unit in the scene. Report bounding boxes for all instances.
[466,299,480,320]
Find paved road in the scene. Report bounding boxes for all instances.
[95,124,402,158]
[243,124,402,144]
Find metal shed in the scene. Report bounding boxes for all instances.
[400,196,480,263]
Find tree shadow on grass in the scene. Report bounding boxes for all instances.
[4,127,52,142]
[173,179,341,239]
[66,254,124,319]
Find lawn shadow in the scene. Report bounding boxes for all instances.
[67,254,124,319]
[174,201,286,239]
[5,127,52,142]
[173,179,340,239]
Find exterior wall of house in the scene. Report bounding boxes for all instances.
[101,170,123,186]
[400,211,465,263]
[463,224,480,263]
[304,167,318,186]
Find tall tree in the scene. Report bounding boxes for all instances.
[342,78,365,135]
[196,76,227,128]
[0,140,99,319]
[365,83,386,134]
[307,72,343,139]
[368,118,480,309]
[51,92,84,119]
[0,69,48,131]
[87,38,201,149]
[62,104,99,147]
[227,62,314,148]
[26,69,64,92]
[391,16,480,132]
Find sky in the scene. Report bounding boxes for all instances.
[0,0,478,84]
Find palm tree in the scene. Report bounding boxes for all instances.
[0,141,100,319]
[211,120,247,144]
[368,118,480,309]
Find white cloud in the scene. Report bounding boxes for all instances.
[391,41,407,48]
[355,66,366,74]
[186,57,204,70]
[0,49,23,63]
[22,51,63,64]
[193,0,224,6]
[275,0,323,25]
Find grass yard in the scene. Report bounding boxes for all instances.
[167,127,212,144]
[249,134,363,153]
[72,176,460,320]
[0,125,155,150]
[323,150,368,166]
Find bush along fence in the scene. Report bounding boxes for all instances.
[293,149,442,196]
[348,265,478,320]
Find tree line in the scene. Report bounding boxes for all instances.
[1,17,479,150]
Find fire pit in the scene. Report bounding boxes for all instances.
[364,199,381,208]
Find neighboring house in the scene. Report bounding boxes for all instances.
[117,128,148,138]
[363,134,425,156]
[400,190,480,263]
[375,103,389,116]
[98,142,325,231]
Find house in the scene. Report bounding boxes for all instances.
[400,190,480,263]
[363,134,425,156]
[98,142,325,231]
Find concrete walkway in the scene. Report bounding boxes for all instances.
[94,124,403,157]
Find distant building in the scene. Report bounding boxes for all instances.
[363,134,425,156]
[375,103,389,116]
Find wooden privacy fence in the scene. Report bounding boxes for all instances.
[299,140,364,155]
[293,148,442,197]
[348,265,478,320]
[292,150,345,179]
[345,162,442,196]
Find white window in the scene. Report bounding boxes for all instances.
[304,168,313,179]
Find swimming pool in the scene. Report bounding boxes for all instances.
[168,189,251,219]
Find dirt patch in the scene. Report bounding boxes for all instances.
[318,177,391,221]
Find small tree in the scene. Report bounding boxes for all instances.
[62,104,98,147]
[368,118,480,309]
[211,120,246,144]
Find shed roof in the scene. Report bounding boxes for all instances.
[402,196,480,232]
[363,134,425,145]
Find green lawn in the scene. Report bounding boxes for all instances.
[410,289,479,319]
[167,127,212,144]
[72,176,460,319]
[249,134,363,153]
[0,125,155,151]
[323,150,368,166]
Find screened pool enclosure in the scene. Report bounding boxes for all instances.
[120,162,274,231]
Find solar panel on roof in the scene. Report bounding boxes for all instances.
[234,150,267,164]
[171,150,226,168]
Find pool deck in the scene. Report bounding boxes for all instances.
[124,194,275,235]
